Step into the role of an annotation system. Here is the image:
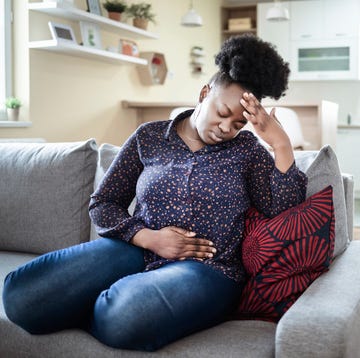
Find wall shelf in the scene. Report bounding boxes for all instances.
[0,121,32,128]
[28,1,159,40]
[29,40,147,66]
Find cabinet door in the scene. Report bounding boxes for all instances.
[290,0,322,40]
[323,0,360,39]
[257,2,290,62]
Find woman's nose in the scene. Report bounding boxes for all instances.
[218,120,231,133]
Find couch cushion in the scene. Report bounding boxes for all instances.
[0,140,98,254]
[236,186,335,322]
[294,145,349,257]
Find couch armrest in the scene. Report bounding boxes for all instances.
[276,241,360,358]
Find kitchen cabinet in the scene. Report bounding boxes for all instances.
[257,2,290,63]
[322,0,360,39]
[290,0,360,40]
[337,126,360,197]
[290,0,322,40]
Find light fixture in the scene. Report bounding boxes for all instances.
[181,0,203,27]
[266,0,289,22]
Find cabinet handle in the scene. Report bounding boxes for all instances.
[335,33,347,37]
[300,34,312,38]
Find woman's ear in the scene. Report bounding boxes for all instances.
[199,84,210,103]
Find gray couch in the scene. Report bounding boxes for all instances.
[1,139,359,358]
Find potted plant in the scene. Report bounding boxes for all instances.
[126,2,156,30]
[103,0,127,21]
[5,97,22,121]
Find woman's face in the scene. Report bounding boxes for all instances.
[193,83,248,144]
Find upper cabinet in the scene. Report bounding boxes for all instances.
[290,0,322,40]
[257,0,360,81]
[290,0,360,40]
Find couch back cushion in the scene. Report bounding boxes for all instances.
[0,139,98,254]
[294,145,349,257]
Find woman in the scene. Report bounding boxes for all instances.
[3,34,307,351]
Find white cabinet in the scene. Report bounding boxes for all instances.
[290,38,359,80]
[323,0,360,39]
[290,0,360,40]
[336,127,360,197]
[290,0,322,40]
[257,2,290,62]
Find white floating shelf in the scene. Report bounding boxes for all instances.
[28,1,159,40]
[29,40,148,66]
[0,121,32,128]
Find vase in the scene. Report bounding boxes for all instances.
[133,18,148,30]
[6,108,20,121]
[108,12,122,21]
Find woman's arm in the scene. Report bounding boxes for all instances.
[241,92,307,217]
[89,130,146,242]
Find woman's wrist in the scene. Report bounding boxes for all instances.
[131,228,155,249]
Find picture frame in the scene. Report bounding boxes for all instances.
[86,0,102,16]
[48,22,77,44]
[80,21,102,50]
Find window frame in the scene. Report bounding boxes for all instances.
[0,0,13,120]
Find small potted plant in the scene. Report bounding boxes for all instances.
[103,0,127,21]
[5,96,22,121]
[126,2,156,30]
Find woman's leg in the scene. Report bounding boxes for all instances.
[2,238,145,334]
[90,261,242,351]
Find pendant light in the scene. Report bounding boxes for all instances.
[181,0,203,27]
[266,0,289,22]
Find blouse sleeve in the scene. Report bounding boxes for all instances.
[89,130,146,242]
[246,141,308,218]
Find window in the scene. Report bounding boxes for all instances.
[0,0,12,120]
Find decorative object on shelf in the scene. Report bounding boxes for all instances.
[137,52,167,85]
[103,0,127,22]
[119,39,139,57]
[181,0,203,27]
[80,21,102,49]
[5,97,22,122]
[126,2,156,30]
[190,46,205,74]
[86,0,102,16]
[228,17,252,31]
[266,0,289,22]
[48,21,77,43]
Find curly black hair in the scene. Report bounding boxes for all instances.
[212,34,290,100]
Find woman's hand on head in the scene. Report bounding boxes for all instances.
[240,92,291,150]
[131,227,216,261]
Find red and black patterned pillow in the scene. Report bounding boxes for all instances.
[235,185,335,322]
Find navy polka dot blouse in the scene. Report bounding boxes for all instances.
[89,110,308,283]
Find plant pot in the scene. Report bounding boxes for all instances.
[108,12,122,21]
[133,18,148,30]
[6,108,20,121]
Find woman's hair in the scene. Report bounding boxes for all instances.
[212,34,290,100]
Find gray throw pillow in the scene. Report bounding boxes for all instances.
[295,145,349,257]
[0,139,98,254]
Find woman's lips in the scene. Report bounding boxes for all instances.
[209,132,223,142]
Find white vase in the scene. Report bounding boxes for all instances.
[6,108,20,121]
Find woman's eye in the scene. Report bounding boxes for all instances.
[218,112,228,118]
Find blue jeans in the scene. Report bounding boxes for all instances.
[2,238,242,351]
